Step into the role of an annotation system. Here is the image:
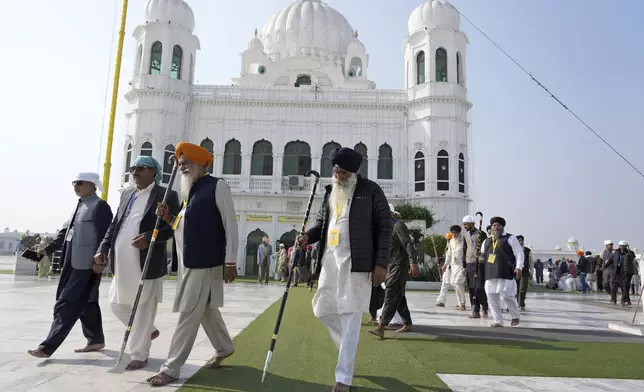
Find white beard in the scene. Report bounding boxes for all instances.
[179,172,199,202]
[330,174,357,211]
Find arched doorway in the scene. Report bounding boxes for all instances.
[279,230,298,251]
[246,229,267,276]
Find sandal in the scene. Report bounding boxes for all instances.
[204,351,235,369]
[146,372,178,387]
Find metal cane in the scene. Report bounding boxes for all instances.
[472,211,484,298]
[114,156,179,368]
[261,170,320,382]
[631,251,644,324]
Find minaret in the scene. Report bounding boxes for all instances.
[403,0,472,229]
[123,0,200,185]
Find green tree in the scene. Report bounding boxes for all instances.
[420,234,448,259]
[395,203,436,230]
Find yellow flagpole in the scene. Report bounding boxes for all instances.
[101,0,129,201]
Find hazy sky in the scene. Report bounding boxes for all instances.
[1,0,642,251]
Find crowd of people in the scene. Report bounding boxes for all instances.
[21,141,639,392]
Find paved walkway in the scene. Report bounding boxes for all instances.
[2,276,644,391]
[0,275,283,392]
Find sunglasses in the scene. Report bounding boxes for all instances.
[72,180,90,187]
[129,166,151,173]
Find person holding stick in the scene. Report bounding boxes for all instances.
[147,142,239,387]
[462,215,488,319]
[298,147,391,392]
[94,156,180,370]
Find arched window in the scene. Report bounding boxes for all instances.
[150,41,162,75]
[456,52,463,85]
[171,45,183,80]
[162,144,175,183]
[246,229,268,276]
[437,149,449,191]
[321,142,342,178]
[296,75,311,86]
[200,138,214,174]
[124,143,133,182]
[377,143,393,180]
[223,139,242,175]
[251,140,273,176]
[416,51,426,85]
[458,152,465,193]
[141,142,153,157]
[282,141,311,176]
[414,151,425,192]
[436,48,447,82]
[354,143,368,178]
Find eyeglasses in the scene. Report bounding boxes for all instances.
[129,166,151,173]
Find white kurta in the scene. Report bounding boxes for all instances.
[109,183,163,306]
[443,236,467,306]
[312,190,371,318]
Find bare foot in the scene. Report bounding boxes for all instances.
[204,351,235,369]
[365,318,378,325]
[332,382,351,392]
[27,349,50,358]
[146,372,178,387]
[367,327,385,339]
[395,325,412,333]
[151,330,160,340]
[74,343,105,353]
[125,359,148,370]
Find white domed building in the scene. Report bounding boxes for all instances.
[123,0,473,275]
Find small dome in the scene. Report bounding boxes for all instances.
[248,29,265,51]
[555,245,562,251]
[567,237,578,244]
[260,0,356,59]
[347,33,366,54]
[145,0,195,31]
[408,0,460,36]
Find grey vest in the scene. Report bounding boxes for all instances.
[69,194,101,270]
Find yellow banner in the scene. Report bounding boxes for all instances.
[278,216,304,224]
[246,215,272,222]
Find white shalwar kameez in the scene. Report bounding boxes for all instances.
[436,236,467,306]
[109,183,163,362]
[159,181,238,379]
[480,236,524,326]
[312,190,372,387]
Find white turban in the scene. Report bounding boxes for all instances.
[618,240,628,246]
[389,204,401,217]
[604,240,613,245]
[462,215,475,224]
[74,172,103,193]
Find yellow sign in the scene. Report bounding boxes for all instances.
[278,216,304,224]
[246,215,272,222]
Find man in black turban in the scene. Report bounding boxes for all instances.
[297,146,391,392]
[480,216,524,327]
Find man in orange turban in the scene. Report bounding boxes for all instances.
[175,142,214,167]
[147,141,239,386]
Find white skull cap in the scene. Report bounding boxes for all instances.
[462,215,475,223]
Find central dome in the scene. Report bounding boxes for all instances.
[259,0,356,60]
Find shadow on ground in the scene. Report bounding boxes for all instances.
[181,366,421,392]
[397,325,644,344]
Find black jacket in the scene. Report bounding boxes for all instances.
[307,176,392,273]
[605,249,637,277]
[99,184,180,280]
[577,256,589,274]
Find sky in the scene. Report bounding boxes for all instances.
[0,0,642,252]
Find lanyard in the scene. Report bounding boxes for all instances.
[334,199,349,222]
[124,191,140,218]
[491,236,499,253]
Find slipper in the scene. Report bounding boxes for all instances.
[125,359,148,371]
[367,328,385,339]
[27,349,50,358]
[74,343,105,353]
[204,351,235,369]
[146,372,178,387]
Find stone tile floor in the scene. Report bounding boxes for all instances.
[1,277,644,391]
[0,275,284,392]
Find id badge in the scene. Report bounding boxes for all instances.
[487,253,496,264]
[65,228,74,242]
[328,229,340,247]
[172,209,185,230]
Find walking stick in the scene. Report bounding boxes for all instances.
[114,156,179,368]
[472,211,484,299]
[262,170,320,383]
[430,234,442,282]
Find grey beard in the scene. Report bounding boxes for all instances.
[330,174,357,211]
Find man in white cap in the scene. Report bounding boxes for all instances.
[462,215,488,318]
[28,173,113,358]
[598,240,615,295]
[368,204,419,338]
[604,241,636,306]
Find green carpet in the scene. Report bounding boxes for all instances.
[178,288,644,392]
